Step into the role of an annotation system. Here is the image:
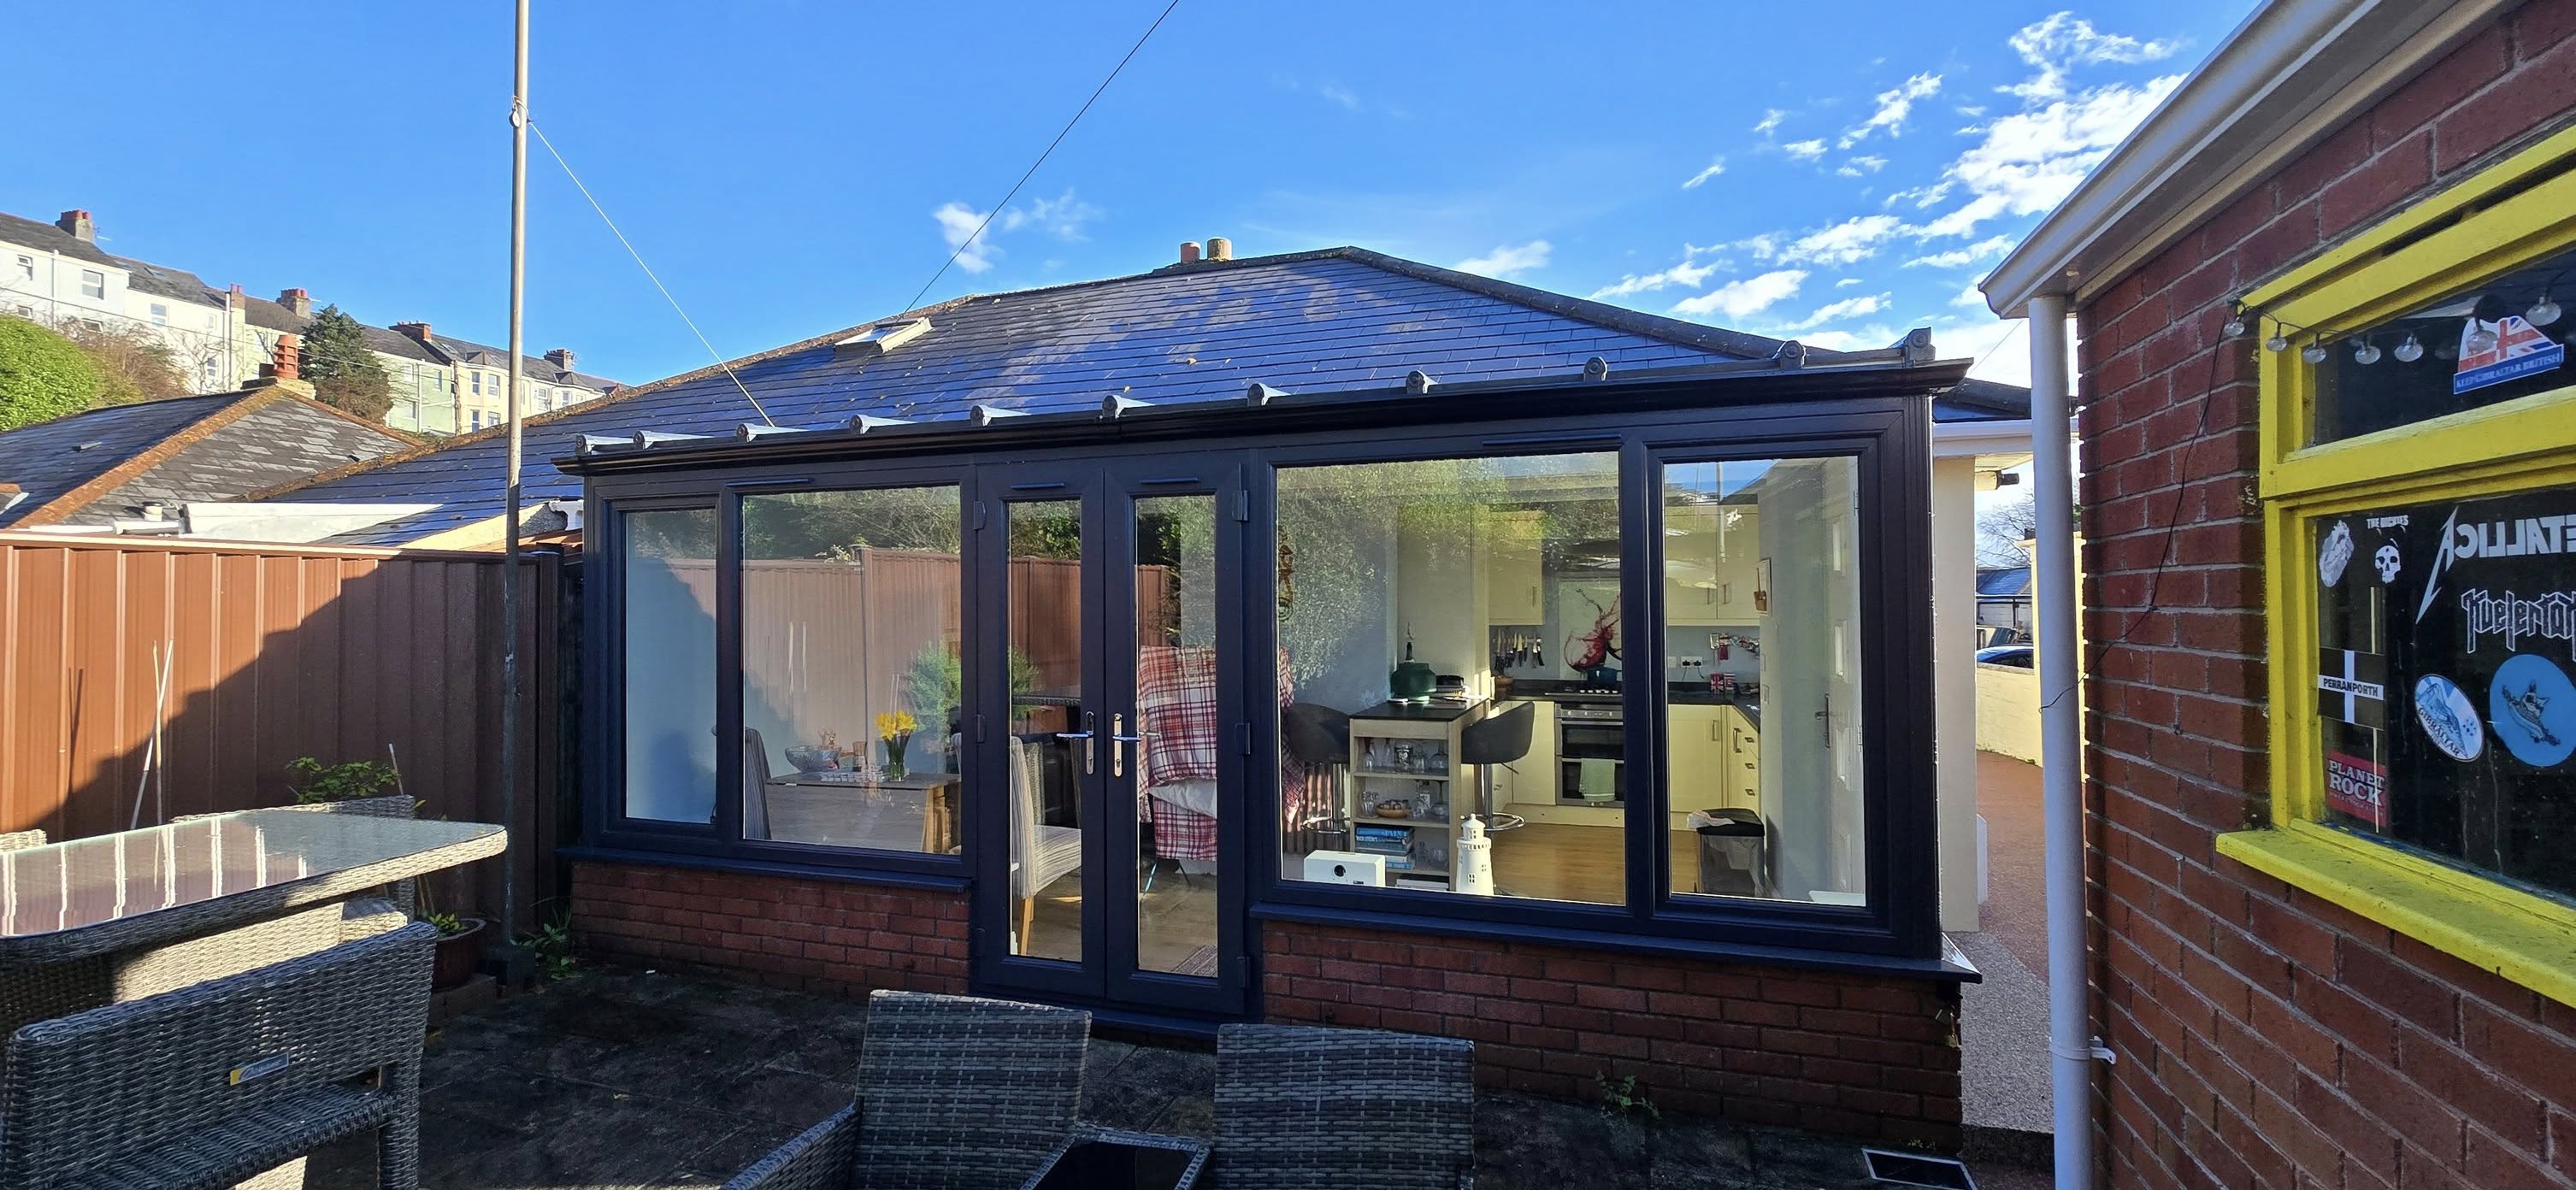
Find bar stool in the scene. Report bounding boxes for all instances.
[1282,704,1352,850]
[1460,701,1534,833]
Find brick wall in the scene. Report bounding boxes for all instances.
[570,861,969,997]
[2073,5,2576,1187]
[1261,921,1962,1147]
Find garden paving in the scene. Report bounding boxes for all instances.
[309,963,2047,1189]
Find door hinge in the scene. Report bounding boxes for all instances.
[1237,955,1253,985]
[1234,490,1248,521]
[1236,722,1253,756]
[976,712,987,743]
[974,500,987,530]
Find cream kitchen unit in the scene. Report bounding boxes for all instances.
[1667,701,1760,813]
[1664,505,1761,626]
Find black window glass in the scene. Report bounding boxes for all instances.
[2311,241,2574,445]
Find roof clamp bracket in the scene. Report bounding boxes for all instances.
[970,404,1027,427]
[1774,341,1807,370]
[1899,327,1936,366]
[734,422,811,444]
[1101,395,1152,420]
[1405,370,1435,395]
[1583,356,1611,381]
[846,414,911,434]
[1245,381,1288,407]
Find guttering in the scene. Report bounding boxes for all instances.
[1983,0,2515,315]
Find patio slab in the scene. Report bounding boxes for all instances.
[309,963,2046,1189]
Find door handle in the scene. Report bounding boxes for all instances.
[1055,712,1096,775]
[1109,713,1144,777]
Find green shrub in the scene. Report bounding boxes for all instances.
[0,316,103,430]
[286,755,400,804]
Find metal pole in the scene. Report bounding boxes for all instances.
[2028,292,2098,1188]
[500,0,530,941]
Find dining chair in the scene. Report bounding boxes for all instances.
[1011,735,1082,954]
[723,990,1092,1190]
[0,922,437,1190]
[1211,1023,1476,1189]
[0,829,48,851]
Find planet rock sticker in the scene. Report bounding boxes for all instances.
[2320,520,2355,587]
[2488,654,2575,768]
[2325,750,2389,829]
[2413,675,2485,762]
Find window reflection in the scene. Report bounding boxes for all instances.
[739,488,963,854]
[2312,239,2576,445]
[1275,452,1625,906]
[622,508,717,824]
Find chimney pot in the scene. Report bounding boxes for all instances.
[268,333,301,382]
[55,210,93,243]
[1179,241,1201,264]
[279,288,312,318]
[545,348,575,369]
[228,283,245,298]
[1206,237,1233,262]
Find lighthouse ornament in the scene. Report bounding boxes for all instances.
[1456,815,1494,896]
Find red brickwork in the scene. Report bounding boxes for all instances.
[570,861,969,997]
[2074,5,2576,1187]
[1261,921,1962,1147]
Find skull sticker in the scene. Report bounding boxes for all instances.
[2373,542,2402,584]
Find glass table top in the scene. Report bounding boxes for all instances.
[0,810,504,941]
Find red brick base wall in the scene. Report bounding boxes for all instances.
[570,861,969,997]
[2073,4,2576,1187]
[1260,921,1962,1147]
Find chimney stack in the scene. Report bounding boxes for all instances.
[262,333,301,381]
[545,348,575,369]
[1179,241,1201,264]
[394,321,433,345]
[278,288,312,317]
[56,210,93,243]
[1206,237,1233,262]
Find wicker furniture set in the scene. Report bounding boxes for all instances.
[723,991,1475,1190]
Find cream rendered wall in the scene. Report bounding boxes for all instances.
[1975,663,2043,763]
[1932,456,1981,932]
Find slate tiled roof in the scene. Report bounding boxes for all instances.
[268,246,2031,546]
[427,333,621,392]
[1976,566,2033,598]
[0,211,118,268]
[0,388,410,528]
[112,257,223,309]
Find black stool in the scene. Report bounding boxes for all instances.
[1460,701,1535,833]
[1283,704,1353,849]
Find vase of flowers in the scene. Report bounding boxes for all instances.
[875,709,920,781]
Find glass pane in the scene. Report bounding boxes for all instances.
[740,487,963,854]
[1010,500,1086,960]
[2310,239,2576,445]
[1274,452,1624,905]
[1134,494,1220,975]
[622,508,716,823]
[1662,458,1867,905]
[2307,483,2576,899]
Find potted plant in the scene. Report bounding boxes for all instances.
[415,878,489,991]
[284,755,408,816]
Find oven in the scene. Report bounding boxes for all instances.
[1554,701,1626,805]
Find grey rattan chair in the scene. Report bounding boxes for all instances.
[1212,1024,1476,1189]
[724,990,1092,1190]
[0,829,47,851]
[1,921,437,1190]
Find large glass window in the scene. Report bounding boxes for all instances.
[1660,458,1867,906]
[2311,239,2576,445]
[1274,451,1625,906]
[1008,500,1088,959]
[622,508,717,823]
[740,487,964,854]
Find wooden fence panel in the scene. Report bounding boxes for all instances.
[0,533,569,934]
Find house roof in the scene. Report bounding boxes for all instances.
[0,386,412,529]
[1975,566,2033,598]
[425,333,621,392]
[263,245,2030,547]
[112,256,223,309]
[0,210,119,269]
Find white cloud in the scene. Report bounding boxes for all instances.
[1914,74,2182,239]
[1456,239,1553,278]
[1752,109,1786,136]
[1883,181,1955,210]
[1671,269,1807,321]
[1782,138,1828,161]
[1836,156,1889,177]
[1761,214,1904,267]
[1682,156,1727,189]
[1319,81,1363,111]
[932,190,1102,273]
[1790,325,1902,352]
[1902,234,2018,268]
[2001,13,2184,102]
[1842,72,1942,147]
[1785,292,1892,329]
[1590,256,1723,300]
[1954,282,1990,308]
[1836,277,1864,287]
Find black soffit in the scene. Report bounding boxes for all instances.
[557,346,1970,476]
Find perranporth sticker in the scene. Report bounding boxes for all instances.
[2488,654,2575,768]
[2414,675,2485,762]
[2320,520,2355,587]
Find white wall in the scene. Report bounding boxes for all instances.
[1975,663,2043,763]
[1932,457,1981,932]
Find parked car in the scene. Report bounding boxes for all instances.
[1976,645,2033,669]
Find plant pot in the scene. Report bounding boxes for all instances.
[432,917,490,990]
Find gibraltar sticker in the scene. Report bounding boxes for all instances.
[2320,520,2355,587]
[2325,750,2389,830]
[2488,654,2576,768]
[2414,675,2485,762]
[2455,315,2567,396]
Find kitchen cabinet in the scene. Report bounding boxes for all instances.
[1485,510,1545,624]
[1720,705,1760,809]
[1667,702,1760,811]
[1488,698,1555,809]
[1664,506,1760,625]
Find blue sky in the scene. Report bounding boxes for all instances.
[2,3,2248,389]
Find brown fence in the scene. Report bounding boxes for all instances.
[0,533,569,933]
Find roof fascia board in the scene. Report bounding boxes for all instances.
[1983,0,2513,315]
[1931,417,2043,458]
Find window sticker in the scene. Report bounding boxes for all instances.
[2414,675,2485,762]
[2318,649,2388,728]
[2489,654,2574,768]
[2320,519,2355,586]
[2373,541,2402,585]
[2455,315,2566,396]
[2325,749,2390,829]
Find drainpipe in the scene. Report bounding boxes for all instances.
[2027,292,2101,1187]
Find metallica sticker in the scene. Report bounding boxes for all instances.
[2320,483,2576,898]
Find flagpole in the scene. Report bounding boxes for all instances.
[499,0,529,942]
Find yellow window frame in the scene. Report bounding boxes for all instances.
[2218,123,2576,1006]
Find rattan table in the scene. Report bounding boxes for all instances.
[0,810,506,970]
